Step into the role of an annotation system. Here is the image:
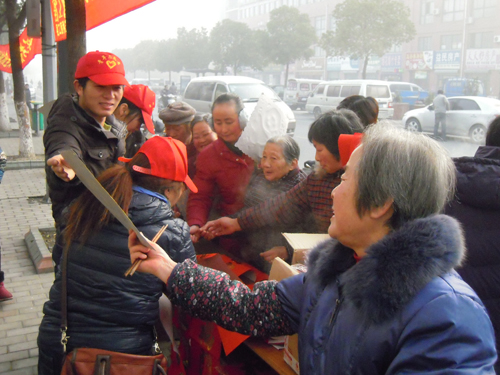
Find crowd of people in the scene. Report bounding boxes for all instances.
[0,50,497,374]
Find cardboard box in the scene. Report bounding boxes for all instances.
[269,258,300,374]
[282,233,330,265]
[283,335,300,375]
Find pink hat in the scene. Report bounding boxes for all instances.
[338,133,363,167]
[75,51,129,86]
[119,137,197,193]
[124,85,156,134]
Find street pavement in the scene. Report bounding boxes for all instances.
[0,98,51,375]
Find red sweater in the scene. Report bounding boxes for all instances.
[187,139,254,227]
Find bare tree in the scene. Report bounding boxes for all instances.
[64,0,86,92]
[0,4,12,132]
[0,72,11,132]
[6,0,34,158]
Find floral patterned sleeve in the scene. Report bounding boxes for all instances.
[165,260,295,337]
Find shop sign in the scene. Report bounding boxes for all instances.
[349,56,381,71]
[326,56,356,71]
[299,57,324,71]
[465,49,500,70]
[405,51,433,70]
[415,71,428,79]
[434,50,461,70]
[381,53,402,71]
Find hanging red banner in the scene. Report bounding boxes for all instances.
[0,28,42,73]
[51,0,155,42]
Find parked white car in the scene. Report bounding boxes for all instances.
[182,76,296,136]
[402,96,500,143]
[305,79,394,119]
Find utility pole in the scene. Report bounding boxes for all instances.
[459,0,468,78]
[41,0,57,104]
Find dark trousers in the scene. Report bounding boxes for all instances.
[434,112,447,139]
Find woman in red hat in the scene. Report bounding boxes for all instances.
[114,84,156,158]
[37,137,197,375]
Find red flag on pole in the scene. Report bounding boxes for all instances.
[51,0,156,42]
[0,28,42,73]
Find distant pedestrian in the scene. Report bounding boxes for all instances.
[24,83,32,110]
[433,89,450,141]
[169,82,177,95]
[0,146,13,302]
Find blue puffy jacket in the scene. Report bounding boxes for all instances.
[277,215,497,374]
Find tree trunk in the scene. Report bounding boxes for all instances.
[0,72,12,132]
[6,0,35,158]
[65,0,86,93]
[284,63,290,87]
[362,55,369,80]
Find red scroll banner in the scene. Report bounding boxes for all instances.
[0,28,42,73]
[51,0,155,42]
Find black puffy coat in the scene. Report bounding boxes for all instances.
[445,145,500,372]
[37,190,195,375]
[44,94,125,227]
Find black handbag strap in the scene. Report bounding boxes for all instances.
[60,243,70,353]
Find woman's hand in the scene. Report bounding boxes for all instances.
[260,246,288,263]
[190,225,201,243]
[202,217,241,237]
[128,230,177,283]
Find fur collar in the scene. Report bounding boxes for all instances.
[307,215,465,324]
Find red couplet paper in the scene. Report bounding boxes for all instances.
[51,0,156,42]
[0,28,42,73]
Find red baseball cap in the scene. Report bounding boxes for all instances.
[75,51,129,86]
[119,137,198,193]
[124,85,156,134]
[338,133,363,167]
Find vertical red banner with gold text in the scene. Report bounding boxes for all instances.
[0,28,42,73]
[51,0,155,42]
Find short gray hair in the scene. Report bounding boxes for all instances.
[266,135,300,164]
[356,123,456,229]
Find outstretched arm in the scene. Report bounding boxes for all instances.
[128,230,296,337]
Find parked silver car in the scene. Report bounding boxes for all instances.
[402,96,500,143]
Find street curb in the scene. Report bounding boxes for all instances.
[5,160,45,170]
[24,226,55,274]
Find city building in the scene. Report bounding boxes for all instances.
[225,0,500,96]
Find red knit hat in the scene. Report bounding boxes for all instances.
[124,85,156,134]
[338,133,363,167]
[119,137,198,193]
[75,51,129,86]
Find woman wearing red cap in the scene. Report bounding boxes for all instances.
[37,137,197,375]
[114,84,156,158]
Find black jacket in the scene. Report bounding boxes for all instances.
[37,190,195,374]
[445,146,500,372]
[44,94,125,226]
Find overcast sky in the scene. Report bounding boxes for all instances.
[23,0,225,85]
[87,0,225,51]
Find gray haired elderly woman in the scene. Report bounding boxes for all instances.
[237,135,306,271]
[129,124,497,374]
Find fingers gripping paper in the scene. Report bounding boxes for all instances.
[235,94,288,161]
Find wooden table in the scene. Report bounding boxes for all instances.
[245,337,297,375]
